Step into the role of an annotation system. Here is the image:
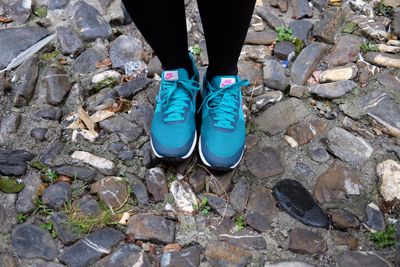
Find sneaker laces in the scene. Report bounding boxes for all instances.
[158,79,200,122]
[199,79,249,129]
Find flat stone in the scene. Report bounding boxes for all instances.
[201,193,236,218]
[288,228,327,255]
[11,224,58,260]
[365,202,385,232]
[51,212,81,245]
[274,41,296,61]
[205,241,252,267]
[0,149,34,176]
[230,179,249,212]
[358,19,389,41]
[334,251,391,267]
[85,87,117,112]
[309,80,357,99]
[16,171,42,213]
[31,128,47,141]
[74,2,112,41]
[55,165,97,183]
[43,67,71,106]
[0,192,16,233]
[319,64,358,83]
[72,49,103,74]
[99,115,142,143]
[263,59,288,91]
[377,73,400,91]
[215,219,267,250]
[256,7,284,30]
[189,168,207,193]
[377,159,400,202]
[362,90,400,137]
[314,165,362,205]
[245,29,277,45]
[92,244,152,267]
[0,113,21,143]
[146,167,168,202]
[90,177,129,211]
[58,228,124,267]
[210,170,234,196]
[377,44,400,54]
[294,163,315,178]
[326,35,361,66]
[148,56,162,76]
[290,0,313,19]
[289,20,314,43]
[393,11,400,37]
[71,151,114,172]
[332,231,358,250]
[313,7,345,44]
[265,261,315,267]
[240,45,272,62]
[42,181,72,209]
[116,76,151,98]
[254,98,310,135]
[251,90,283,113]
[245,187,277,232]
[48,0,69,10]
[109,35,143,69]
[308,148,330,163]
[57,27,84,56]
[357,60,378,84]
[291,42,328,85]
[238,61,263,86]
[13,56,40,108]
[159,246,201,267]
[127,214,175,244]
[0,27,50,70]
[329,210,360,229]
[289,84,307,98]
[76,195,102,216]
[245,147,284,178]
[272,179,331,228]
[364,52,400,68]
[129,177,149,207]
[326,127,374,164]
[286,118,328,146]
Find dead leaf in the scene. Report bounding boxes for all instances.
[0,15,13,23]
[90,110,115,123]
[57,175,72,183]
[77,107,97,136]
[36,184,48,196]
[384,0,400,8]
[163,243,182,252]
[96,58,112,68]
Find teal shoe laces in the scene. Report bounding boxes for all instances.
[199,79,249,129]
[159,79,200,122]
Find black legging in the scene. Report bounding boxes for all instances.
[122,0,256,79]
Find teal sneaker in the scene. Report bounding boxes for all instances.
[199,75,249,170]
[150,62,200,160]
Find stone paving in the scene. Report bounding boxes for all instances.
[0,0,400,266]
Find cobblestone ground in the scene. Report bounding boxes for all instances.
[1,0,400,266]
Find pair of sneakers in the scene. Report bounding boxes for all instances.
[150,56,249,170]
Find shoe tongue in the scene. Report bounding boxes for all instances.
[210,76,237,89]
[163,68,189,81]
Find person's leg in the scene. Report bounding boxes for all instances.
[121,0,193,76]
[197,0,257,79]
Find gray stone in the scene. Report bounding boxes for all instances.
[55,165,97,183]
[238,60,263,86]
[13,56,40,108]
[160,246,201,267]
[365,203,385,232]
[76,195,102,216]
[245,147,284,178]
[43,67,71,106]
[361,90,400,137]
[313,7,345,44]
[0,112,21,135]
[42,181,72,209]
[148,56,162,76]
[326,127,373,164]
[254,98,310,135]
[16,171,42,213]
[308,148,330,163]
[129,102,154,135]
[115,76,151,98]
[74,1,112,41]
[230,179,249,212]
[109,35,143,69]
[36,107,62,121]
[263,59,288,91]
[48,0,69,10]
[0,192,17,234]
[189,168,207,193]
[274,41,296,60]
[251,91,283,113]
[127,214,175,244]
[31,128,47,141]
[130,177,149,206]
[291,42,328,85]
[72,49,103,74]
[290,0,313,19]
[330,210,360,229]
[85,87,117,112]
[0,150,34,176]
[0,252,16,267]
[92,244,152,267]
[57,27,84,56]
[309,80,357,99]
[99,115,142,143]
[201,193,236,218]
[289,20,314,43]
[256,7,284,30]
[312,0,329,11]
[245,187,277,232]
[245,29,277,45]
[326,35,361,66]
[294,162,315,177]
[393,11,400,37]
[51,212,80,245]
[146,167,168,202]
[0,27,50,70]
[58,228,124,267]
[335,251,391,267]
[265,261,315,267]
[205,241,252,267]
[90,177,129,211]
[210,170,234,196]
[288,228,326,255]
[11,224,58,260]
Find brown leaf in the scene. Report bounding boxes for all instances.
[96,58,112,68]
[57,175,72,183]
[36,184,48,196]
[163,243,182,252]
[0,15,13,23]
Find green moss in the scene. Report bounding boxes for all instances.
[0,177,25,193]
[367,224,396,248]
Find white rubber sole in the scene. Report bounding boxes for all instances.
[198,136,245,170]
[150,131,197,160]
